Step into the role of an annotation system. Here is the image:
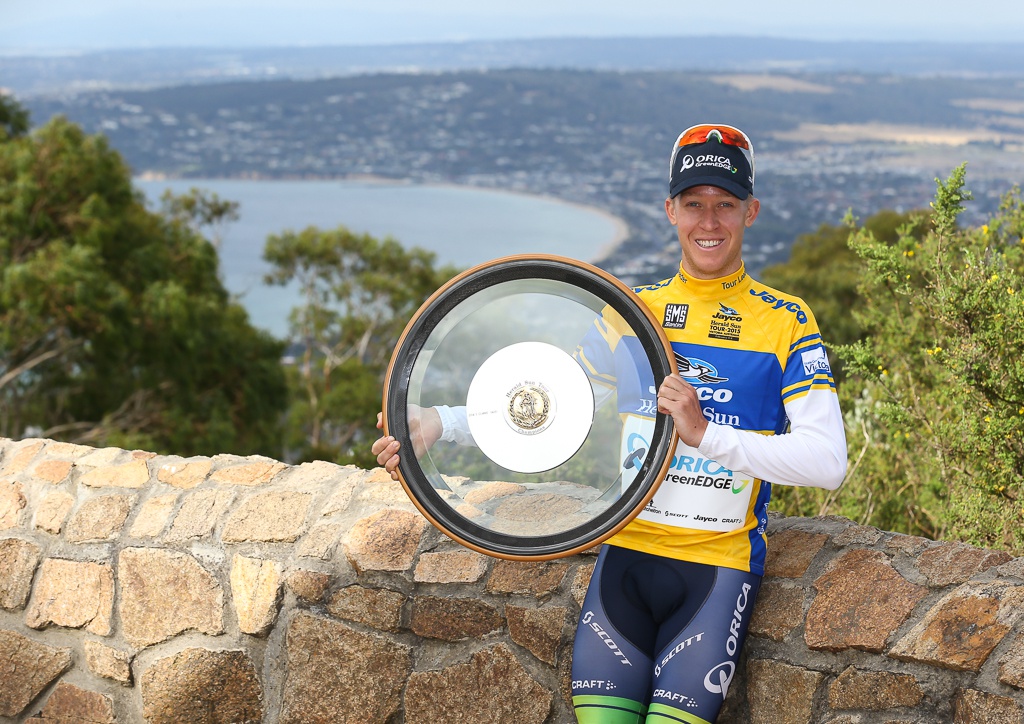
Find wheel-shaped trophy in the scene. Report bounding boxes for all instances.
[382,255,677,560]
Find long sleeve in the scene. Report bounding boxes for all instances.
[697,386,847,490]
[436,404,475,446]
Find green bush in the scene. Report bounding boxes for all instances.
[771,166,1024,552]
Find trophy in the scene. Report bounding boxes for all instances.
[382,255,677,559]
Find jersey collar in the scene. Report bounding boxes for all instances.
[674,263,750,300]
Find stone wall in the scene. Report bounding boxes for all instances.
[1,435,1024,723]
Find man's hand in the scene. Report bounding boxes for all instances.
[657,375,709,448]
[371,405,443,481]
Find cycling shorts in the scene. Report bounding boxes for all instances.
[570,545,761,723]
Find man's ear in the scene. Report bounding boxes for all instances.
[664,196,677,224]
[744,197,761,227]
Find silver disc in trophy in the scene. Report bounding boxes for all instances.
[466,341,595,474]
[382,255,677,560]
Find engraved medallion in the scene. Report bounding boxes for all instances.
[506,383,553,434]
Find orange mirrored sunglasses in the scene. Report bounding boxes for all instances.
[671,123,755,184]
[675,124,753,151]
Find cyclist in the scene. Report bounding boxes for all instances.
[372,123,847,723]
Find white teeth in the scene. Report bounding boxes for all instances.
[695,239,722,248]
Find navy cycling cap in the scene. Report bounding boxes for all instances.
[669,123,756,200]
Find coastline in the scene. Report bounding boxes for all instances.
[404,179,631,259]
[133,173,630,263]
[133,175,630,336]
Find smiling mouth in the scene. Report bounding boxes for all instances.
[695,239,723,249]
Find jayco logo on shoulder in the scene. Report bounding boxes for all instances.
[634,278,672,293]
[749,289,808,324]
[679,154,737,174]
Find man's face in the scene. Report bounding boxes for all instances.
[665,185,760,280]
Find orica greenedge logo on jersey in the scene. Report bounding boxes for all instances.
[624,430,750,496]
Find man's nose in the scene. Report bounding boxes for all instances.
[699,208,720,229]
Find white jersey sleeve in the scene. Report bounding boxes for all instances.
[697,386,847,490]
[436,404,476,446]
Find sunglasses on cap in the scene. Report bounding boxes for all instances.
[671,123,756,186]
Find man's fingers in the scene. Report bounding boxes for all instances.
[373,413,401,479]
[373,437,400,466]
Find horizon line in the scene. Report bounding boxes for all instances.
[4,34,1024,57]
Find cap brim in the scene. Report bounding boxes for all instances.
[669,175,751,200]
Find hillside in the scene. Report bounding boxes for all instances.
[19,65,1024,281]
[6,36,1024,96]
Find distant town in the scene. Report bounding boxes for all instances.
[13,49,1024,282]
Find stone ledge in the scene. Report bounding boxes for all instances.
[1,436,1024,723]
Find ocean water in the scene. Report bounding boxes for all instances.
[135,178,625,338]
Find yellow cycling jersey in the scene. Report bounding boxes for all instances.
[575,263,840,574]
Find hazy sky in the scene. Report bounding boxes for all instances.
[3,0,1023,51]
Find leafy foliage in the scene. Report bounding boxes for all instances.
[263,226,459,467]
[0,114,287,454]
[0,95,30,139]
[759,208,933,377]
[769,166,1024,552]
[158,187,239,250]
